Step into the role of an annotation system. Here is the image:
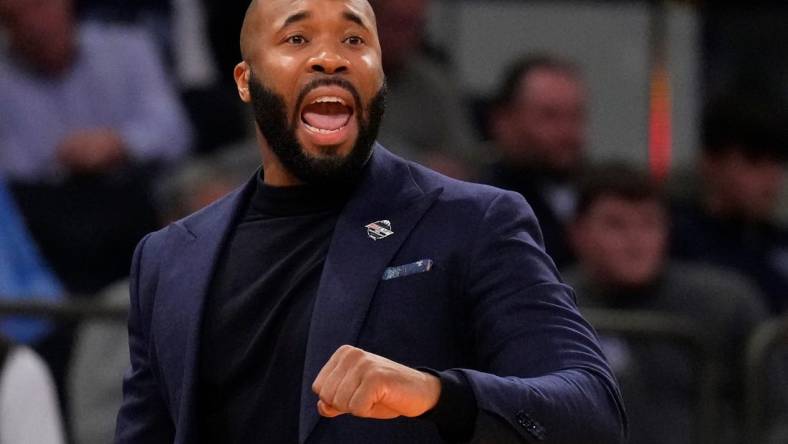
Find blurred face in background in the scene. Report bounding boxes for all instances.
[494,68,587,177]
[701,150,785,222]
[370,0,429,72]
[571,196,668,288]
[0,0,76,74]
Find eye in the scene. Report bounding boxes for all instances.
[286,35,308,45]
[344,35,364,46]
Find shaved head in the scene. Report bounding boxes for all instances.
[240,0,376,62]
[239,0,259,61]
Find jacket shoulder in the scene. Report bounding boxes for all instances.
[405,159,531,215]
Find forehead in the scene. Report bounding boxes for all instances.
[520,69,583,99]
[257,0,375,28]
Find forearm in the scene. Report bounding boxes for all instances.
[458,367,627,444]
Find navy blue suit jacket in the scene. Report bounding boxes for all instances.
[115,146,626,443]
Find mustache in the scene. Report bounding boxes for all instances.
[294,77,363,120]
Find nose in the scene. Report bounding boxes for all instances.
[308,46,349,75]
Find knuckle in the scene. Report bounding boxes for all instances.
[367,366,387,384]
[338,344,356,354]
[346,347,365,361]
[357,357,375,375]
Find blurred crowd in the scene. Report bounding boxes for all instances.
[0,0,787,443]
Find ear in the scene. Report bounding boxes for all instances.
[234,61,252,103]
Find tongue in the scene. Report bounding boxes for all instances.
[302,102,352,131]
[303,111,350,131]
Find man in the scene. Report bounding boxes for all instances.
[565,165,765,444]
[115,1,626,443]
[0,0,192,294]
[0,0,192,413]
[484,55,588,268]
[0,178,63,345]
[671,94,788,314]
[0,0,190,182]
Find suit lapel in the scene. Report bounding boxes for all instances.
[299,146,443,443]
[155,176,256,444]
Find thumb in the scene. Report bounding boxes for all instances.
[317,400,343,418]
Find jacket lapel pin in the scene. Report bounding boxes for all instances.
[365,220,394,241]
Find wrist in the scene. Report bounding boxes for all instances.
[419,370,442,415]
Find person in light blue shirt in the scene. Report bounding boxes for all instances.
[0,0,192,183]
[0,178,63,344]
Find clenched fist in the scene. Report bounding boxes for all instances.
[312,345,441,419]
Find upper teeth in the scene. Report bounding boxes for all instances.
[312,96,346,105]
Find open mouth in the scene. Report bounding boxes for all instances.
[301,96,354,134]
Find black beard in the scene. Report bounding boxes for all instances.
[248,72,386,186]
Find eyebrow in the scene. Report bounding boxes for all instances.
[343,11,367,29]
[280,11,311,30]
[278,10,368,32]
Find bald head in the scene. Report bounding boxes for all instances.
[239,0,259,61]
[240,0,377,63]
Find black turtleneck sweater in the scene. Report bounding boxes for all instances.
[197,173,475,443]
[198,174,350,443]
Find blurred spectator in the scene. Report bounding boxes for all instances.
[0,335,66,444]
[482,55,587,268]
[0,178,62,345]
[671,94,788,314]
[74,0,171,58]
[0,0,191,182]
[0,0,193,416]
[564,165,766,444]
[0,0,192,295]
[69,146,258,444]
[174,0,249,155]
[369,0,479,178]
[72,0,250,155]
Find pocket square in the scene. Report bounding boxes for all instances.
[382,259,433,281]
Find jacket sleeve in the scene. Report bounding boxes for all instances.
[458,190,627,444]
[115,233,175,443]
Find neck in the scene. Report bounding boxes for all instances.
[261,161,303,187]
